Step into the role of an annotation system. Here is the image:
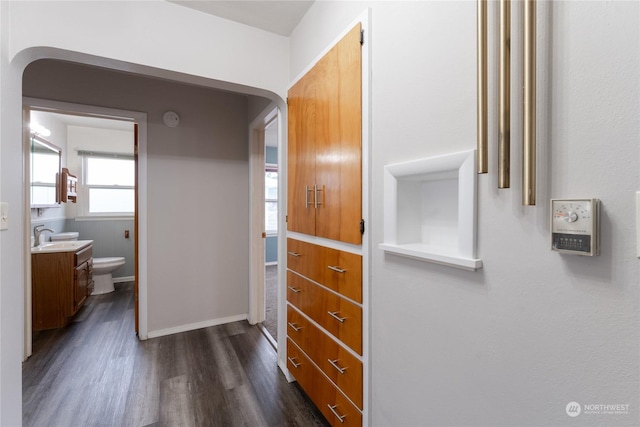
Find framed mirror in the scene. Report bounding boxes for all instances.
[30,135,62,207]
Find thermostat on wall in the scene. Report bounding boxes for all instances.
[551,198,600,256]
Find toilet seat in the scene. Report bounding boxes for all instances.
[93,257,125,267]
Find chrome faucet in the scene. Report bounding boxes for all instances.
[33,225,54,247]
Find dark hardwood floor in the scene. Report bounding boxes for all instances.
[23,282,328,427]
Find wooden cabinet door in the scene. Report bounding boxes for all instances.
[74,262,89,313]
[287,65,318,236]
[314,23,362,244]
[287,23,362,245]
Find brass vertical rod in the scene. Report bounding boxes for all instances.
[523,0,536,205]
[477,0,488,174]
[498,0,511,188]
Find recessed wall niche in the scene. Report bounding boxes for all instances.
[379,149,482,271]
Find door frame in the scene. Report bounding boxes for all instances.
[248,105,279,326]
[23,98,148,359]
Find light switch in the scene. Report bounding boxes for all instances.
[0,203,8,230]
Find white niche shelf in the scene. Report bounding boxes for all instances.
[379,149,482,271]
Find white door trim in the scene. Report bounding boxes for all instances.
[248,105,278,325]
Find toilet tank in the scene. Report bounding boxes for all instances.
[50,232,79,241]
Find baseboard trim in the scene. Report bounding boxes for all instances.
[113,276,135,283]
[147,314,248,339]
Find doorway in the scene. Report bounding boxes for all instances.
[23,99,148,359]
[263,117,279,342]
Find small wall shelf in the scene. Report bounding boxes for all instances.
[379,149,482,271]
[60,168,77,203]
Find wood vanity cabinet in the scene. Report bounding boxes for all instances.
[32,244,94,330]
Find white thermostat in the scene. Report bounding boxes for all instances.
[551,198,600,256]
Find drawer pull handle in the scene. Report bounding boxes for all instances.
[327,404,347,423]
[288,251,301,257]
[327,311,346,323]
[288,357,301,368]
[287,286,301,293]
[328,359,346,374]
[328,265,346,273]
[287,322,302,332]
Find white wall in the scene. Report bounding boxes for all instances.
[9,0,290,98]
[1,1,289,423]
[23,59,252,334]
[291,1,639,426]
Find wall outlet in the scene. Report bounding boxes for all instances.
[0,203,8,230]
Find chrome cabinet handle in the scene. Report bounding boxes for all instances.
[287,286,301,293]
[327,265,346,273]
[328,359,346,374]
[327,311,346,323]
[287,251,301,257]
[315,185,324,207]
[288,357,301,368]
[327,404,346,423]
[305,185,314,208]
[287,322,301,332]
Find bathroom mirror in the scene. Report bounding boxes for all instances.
[30,135,62,207]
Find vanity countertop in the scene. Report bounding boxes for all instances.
[31,240,93,254]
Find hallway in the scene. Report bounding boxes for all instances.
[23,283,327,426]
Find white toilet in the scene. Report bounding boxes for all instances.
[50,232,126,295]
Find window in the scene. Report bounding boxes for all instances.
[83,154,135,215]
[265,165,278,233]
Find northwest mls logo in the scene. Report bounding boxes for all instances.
[566,401,630,417]
[566,402,581,417]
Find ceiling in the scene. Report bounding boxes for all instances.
[168,0,314,36]
[43,112,135,132]
[32,1,313,137]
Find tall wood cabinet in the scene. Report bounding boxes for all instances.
[287,23,363,246]
[287,23,365,427]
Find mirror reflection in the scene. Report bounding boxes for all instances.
[30,135,61,207]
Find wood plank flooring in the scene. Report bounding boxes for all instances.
[23,282,329,427]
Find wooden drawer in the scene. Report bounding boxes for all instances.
[287,305,363,409]
[287,271,362,355]
[287,338,362,427]
[287,238,362,303]
[75,245,92,266]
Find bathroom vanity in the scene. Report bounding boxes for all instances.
[31,241,94,330]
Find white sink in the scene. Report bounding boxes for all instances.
[31,240,93,254]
